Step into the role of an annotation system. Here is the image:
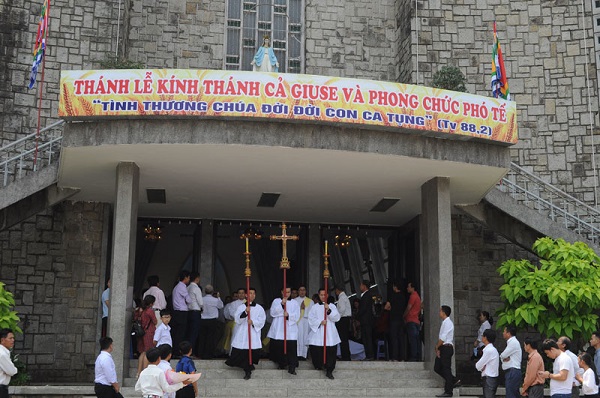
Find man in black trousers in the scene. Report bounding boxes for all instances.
[358,280,375,360]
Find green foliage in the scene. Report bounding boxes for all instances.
[98,56,145,69]
[432,66,467,92]
[9,353,30,386]
[497,237,600,341]
[0,282,21,333]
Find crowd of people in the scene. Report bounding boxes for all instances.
[433,305,600,398]
[98,274,600,398]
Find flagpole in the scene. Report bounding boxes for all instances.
[33,0,50,170]
[322,240,330,364]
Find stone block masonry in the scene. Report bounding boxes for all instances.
[0,202,109,382]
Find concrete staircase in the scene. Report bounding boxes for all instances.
[457,163,600,254]
[119,359,443,397]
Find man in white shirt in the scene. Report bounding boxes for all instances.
[475,329,499,398]
[93,336,119,398]
[500,326,522,398]
[540,339,575,398]
[171,271,191,357]
[225,287,266,380]
[267,287,301,374]
[434,305,459,397]
[186,272,203,357]
[0,329,17,398]
[308,288,341,380]
[558,336,583,398]
[144,275,167,326]
[198,284,223,359]
[334,284,352,361]
[293,285,313,360]
[101,279,110,338]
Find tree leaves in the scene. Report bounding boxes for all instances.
[497,238,600,341]
[0,282,22,334]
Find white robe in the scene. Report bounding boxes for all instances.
[308,302,341,347]
[230,302,266,350]
[267,298,300,340]
[294,296,313,356]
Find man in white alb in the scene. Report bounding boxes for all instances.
[293,285,313,360]
[225,288,266,380]
[267,287,300,375]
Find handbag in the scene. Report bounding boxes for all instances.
[131,319,145,337]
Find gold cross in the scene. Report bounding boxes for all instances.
[270,223,299,269]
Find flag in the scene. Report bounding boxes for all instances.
[491,21,510,101]
[28,0,50,89]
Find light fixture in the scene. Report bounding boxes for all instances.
[144,225,163,241]
[240,227,263,240]
[334,234,352,248]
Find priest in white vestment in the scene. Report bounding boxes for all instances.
[294,285,313,359]
[225,288,266,380]
[308,288,341,380]
[267,287,301,374]
[222,288,246,354]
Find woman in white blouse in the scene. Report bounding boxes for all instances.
[576,353,599,397]
[472,311,493,359]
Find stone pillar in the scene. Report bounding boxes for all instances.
[420,177,454,371]
[108,162,139,381]
[200,219,214,285]
[308,223,321,295]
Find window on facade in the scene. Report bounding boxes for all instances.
[225,0,303,73]
[596,0,600,8]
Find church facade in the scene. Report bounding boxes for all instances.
[0,0,598,383]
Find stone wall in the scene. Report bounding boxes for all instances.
[305,0,398,80]
[395,0,413,83]
[127,0,225,70]
[451,214,538,382]
[416,1,600,204]
[0,0,121,147]
[0,202,109,382]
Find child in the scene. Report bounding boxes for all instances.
[157,344,176,398]
[135,347,185,397]
[153,310,173,348]
[176,341,199,398]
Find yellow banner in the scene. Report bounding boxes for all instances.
[59,69,518,144]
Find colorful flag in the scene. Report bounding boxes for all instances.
[491,21,510,101]
[28,0,50,89]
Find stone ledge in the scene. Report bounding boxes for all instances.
[460,386,551,397]
[10,385,94,395]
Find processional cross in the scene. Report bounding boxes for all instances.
[270,223,299,353]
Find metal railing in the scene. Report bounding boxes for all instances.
[1,120,65,188]
[497,162,600,244]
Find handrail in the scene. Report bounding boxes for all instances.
[509,162,600,216]
[1,121,65,188]
[497,162,600,243]
[0,120,64,156]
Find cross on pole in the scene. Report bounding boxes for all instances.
[270,223,299,353]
